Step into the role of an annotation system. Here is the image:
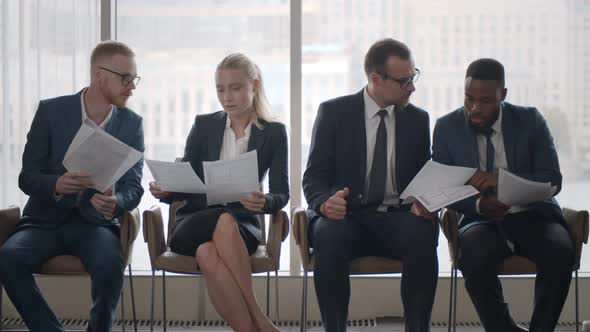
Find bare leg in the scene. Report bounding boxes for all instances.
[196,242,256,332]
[212,213,280,332]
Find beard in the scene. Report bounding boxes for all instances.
[466,110,499,135]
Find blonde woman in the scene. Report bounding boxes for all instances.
[150,53,288,332]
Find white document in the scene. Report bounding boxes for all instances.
[203,150,259,206]
[400,160,479,212]
[497,168,556,206]
[412,186,480,212]
[63,119,143,192]
[145,160,206,193]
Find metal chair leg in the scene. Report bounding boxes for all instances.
[452,267,458,332]
[576,270,579,332]
[266,271,270,317]
[274,269,280,325]
[150,269,155,332]
[121,283,126,332]
[448,266,454,332]
[128,265,138,332]
[162,271,167,332]
[301,269,308,332]
[1,282,4,331]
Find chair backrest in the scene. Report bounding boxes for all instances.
[120,208,141,266]
[166,201,267,247]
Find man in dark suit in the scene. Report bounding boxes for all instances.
[0,40,144,332]
[432,58,574,332]
[302,38,438,332]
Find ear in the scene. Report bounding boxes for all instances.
[500,88,507,101]
[90,64,102,83]
[252,78,260,93]
[368,72,381,86]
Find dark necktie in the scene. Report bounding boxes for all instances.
[484,129,513,250]
[485,131,494,173]
[367,110,388,205]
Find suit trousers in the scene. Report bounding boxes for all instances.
[0,215,124,332]
[458,210,574,332]
[309,209,439,332]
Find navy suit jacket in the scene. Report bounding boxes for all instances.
[432,102,564,229]
[162,111,290,241]
[303,89,431,215]
[18,89,145,230]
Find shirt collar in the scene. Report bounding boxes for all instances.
[363,86,395,120]
[490,104,503,135]
[81,88,113,129]
[225,114,252,137]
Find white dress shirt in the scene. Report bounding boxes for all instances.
[81,88,113,129]
[363,87,399,209]
[219,115,252,160]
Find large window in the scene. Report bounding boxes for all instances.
[0,1,99,211]
[301,0,590,273]
[117,0,290,272]
[1,0,589,274]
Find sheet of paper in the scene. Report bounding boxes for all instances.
[203,150,259,205]
[401,160,477,200]
[63,122,143,192]
[146,159,205,193]
[414,185,480,212]
[497,168,555,206]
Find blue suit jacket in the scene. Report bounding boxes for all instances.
[161,111,290,241]
[18,89,145,230]
[303,89,431,214]
[432,102,564,228]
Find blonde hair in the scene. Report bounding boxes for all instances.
[216,53,273,128]
[90,40,135,65]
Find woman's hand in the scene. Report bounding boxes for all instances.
[240,191,267,212]
[149,181,172,200]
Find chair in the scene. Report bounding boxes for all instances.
[142,201,289,331]
[0,206,140,332]
[440,208,589,332]
[291,206,439,332]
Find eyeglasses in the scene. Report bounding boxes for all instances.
[378,68,420,89]
[99,66,141,87]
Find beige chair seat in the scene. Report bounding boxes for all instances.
[440,208,589,332]
[0,206,141,331]
[152,245,276,274]
[290,206,438,332]
[143,202,290,331]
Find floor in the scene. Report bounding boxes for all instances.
[0,317,582,331]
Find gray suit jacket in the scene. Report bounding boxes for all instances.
[18,89,145,230]
[432,102,564,228]
[162,111,290,241]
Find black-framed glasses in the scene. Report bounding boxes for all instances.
[378,68,420,89]
[99,66,141,87]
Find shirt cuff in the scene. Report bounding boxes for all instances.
[54,192,64,202]
[475,197,482,215]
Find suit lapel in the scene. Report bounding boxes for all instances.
[247,123,264,153]
[210,112,227,160]
[351,90,367,186]
[104,107,120,137]
[460,107,480,168]
[500,103,516,171]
